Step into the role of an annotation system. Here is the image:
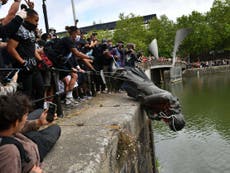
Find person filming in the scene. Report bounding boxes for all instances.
[0,94,61,173]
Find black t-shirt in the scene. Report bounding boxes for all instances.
[10,25,36,60]
[51,37,75,57]
[92,44,108,70]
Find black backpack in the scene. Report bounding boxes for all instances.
[43,38,68,66]
[0,136,31,166]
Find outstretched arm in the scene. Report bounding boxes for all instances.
[71,47,90,59]
[71,47,95,70]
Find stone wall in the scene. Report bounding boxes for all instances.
[43,93,155,173]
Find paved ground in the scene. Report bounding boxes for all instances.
[42,92,140,173]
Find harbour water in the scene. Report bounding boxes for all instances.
[154,72,230,173]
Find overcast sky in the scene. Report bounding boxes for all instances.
[0,0,214,33]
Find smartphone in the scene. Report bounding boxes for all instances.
[46,102,57,122]
[3,69,20,83]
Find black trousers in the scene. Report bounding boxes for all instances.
[19,70,44,109]
[24,125,61,162]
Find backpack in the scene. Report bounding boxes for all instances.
[0,136,31,167]
[43,38,68,66]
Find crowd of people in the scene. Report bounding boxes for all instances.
[0,0,144,106]
[0,1,142,172]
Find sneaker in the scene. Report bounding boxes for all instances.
[65,97,79,105]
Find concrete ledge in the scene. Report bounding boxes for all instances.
[43,93,153,173]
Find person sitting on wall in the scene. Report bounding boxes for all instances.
[0,94,61,173]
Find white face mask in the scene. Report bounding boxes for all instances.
[75,35,80,42]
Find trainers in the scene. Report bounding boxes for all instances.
[65,97,79,105]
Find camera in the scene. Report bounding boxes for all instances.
[46,102,57,122]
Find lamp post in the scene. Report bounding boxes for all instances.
[42,0,49,34]
[71,0,78,26]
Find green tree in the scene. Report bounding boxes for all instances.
[113,13,148,54]
[176,0,230,61]
[176,11,214,60]
[147,15,176,58]
[207,0,230,50]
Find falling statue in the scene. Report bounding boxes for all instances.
[112,67,185,131]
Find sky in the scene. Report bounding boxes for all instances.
[0,0,214,33]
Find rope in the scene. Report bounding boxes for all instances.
[0,68,21,71]
[0,67,134,104]
[0,67,131,82]
[31,91,64,103]
[158,111,177,132]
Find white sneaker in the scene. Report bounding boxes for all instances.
[65,97,79,105]
[65,98,72,105]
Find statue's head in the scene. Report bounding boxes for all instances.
[142,92,185,131]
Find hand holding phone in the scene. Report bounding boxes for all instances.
[3,69,20,83]
[46,102,57,122]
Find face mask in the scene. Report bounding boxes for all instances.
[75,35,80,42]
[23,21,37,31]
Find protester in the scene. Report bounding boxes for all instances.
[125,43,138,67]
[116,41,126,67]
[91,39,108,93]
[43,26,94,105]
[36,41,54,109]
[106,39,121,93]
[0,94,61,173]
[0,0,27,68]
[7,8,44,109]
[48,27,57,39]
[75,38,95,98]
[88,32,98,48]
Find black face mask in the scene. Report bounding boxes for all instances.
[23,21,37,31]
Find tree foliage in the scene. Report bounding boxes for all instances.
[113,13,148,54]
[147,15,176,57]
[207,0,230,50]
[92,0,229,61]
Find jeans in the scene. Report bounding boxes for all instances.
[24,125,61,162]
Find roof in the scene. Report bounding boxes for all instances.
[58,14,156,35]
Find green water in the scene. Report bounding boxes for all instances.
[154,72,230,173]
